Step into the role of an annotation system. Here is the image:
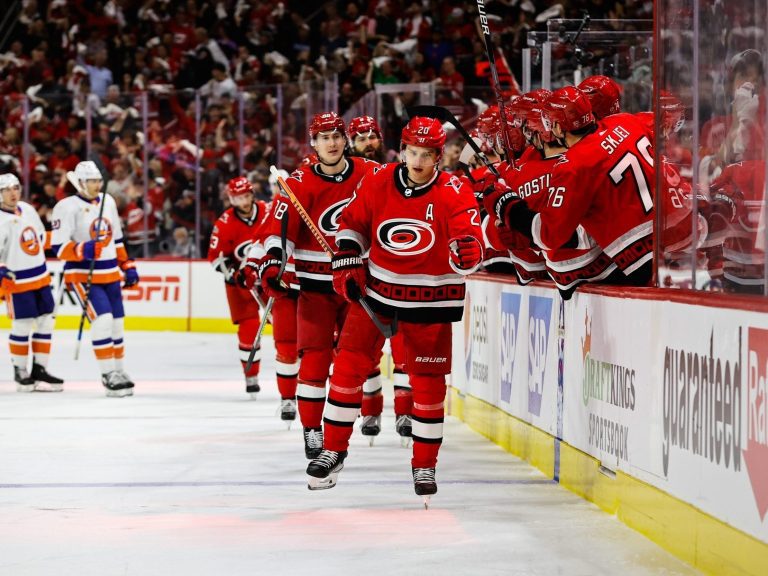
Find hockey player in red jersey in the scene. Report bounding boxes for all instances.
[347,114,412,444]
[249,112,378,459]
[486,94,623,299]
[306,117,483,504]
[208,176,269,398]
[242,170,301,423]
[493,86,656,286]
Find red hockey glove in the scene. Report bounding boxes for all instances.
[259,257,288,300]
[331,249,367,302]
[239,260,260,290]
[449,235,483,273]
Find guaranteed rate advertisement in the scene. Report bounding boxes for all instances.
[454,276,768,544]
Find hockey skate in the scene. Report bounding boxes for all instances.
[360,414,381,446]
[303,427,323,459]
[279,398,297,427]
[395,414,413,448]
[413,467,437,509]
[14,366,35,392]
[117,371,135,396]
[245,376,260,399]
[306,449,347,490]
[101,371,132,398]
[31,363,64,392]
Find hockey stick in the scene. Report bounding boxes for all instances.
[268,165,396,339]
[475,0,515,158]
[407,105,501,178]
[244,203,289,373]
[73,156,109,360]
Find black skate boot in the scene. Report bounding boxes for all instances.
[117,371,135,396]
[245,376,260,399]
[303,427,323,459]
[14,366,35,392]
[396,414,412,447]
[360,414,381,446]
[413,467,437,509]
[31,363,64,392]
[101,371,131,398]
[306,449,347,490]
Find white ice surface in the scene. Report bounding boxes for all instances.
[0,331,699,576]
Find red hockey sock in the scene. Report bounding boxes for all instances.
[410,375,447,469]
[238,319,260,378]
[392,368,413,416]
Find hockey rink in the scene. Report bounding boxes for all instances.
[0,331,699,576]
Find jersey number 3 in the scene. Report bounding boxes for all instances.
[609,136,654,214]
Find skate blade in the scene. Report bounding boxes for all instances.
[400,437,412,448]
[16,384,35,393]
[248,393,259,400]
[284,421,293,431]
[34,383,64,392]
[106,388,131,398]
[368,436,375,447]
[307,472,340,491]
[422,496,431,510]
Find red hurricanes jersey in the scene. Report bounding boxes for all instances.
[503,155,617,291]
[337,163,482,323]
[534,113,655,276]
[264,157,378,293]
[208,202,269,267]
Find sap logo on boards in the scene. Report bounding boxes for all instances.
[528,295,552,416]
[500,291,521,403]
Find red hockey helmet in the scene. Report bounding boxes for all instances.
[525,101,556,144]
[578,75,622,119]
[347,115,381,139]
[476,105,499,136]
[511,89,552,128]
[542,86,595,133]
[660,90,685,134]
[401,116,446,149]
[227,176,254,198]
[309,112,345,139]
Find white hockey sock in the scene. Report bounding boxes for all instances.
[9,318,34,370]
[31,313,54,368]
[112,317,125,371]
[91,314,115,374]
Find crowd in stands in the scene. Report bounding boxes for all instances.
[0,0,653,257]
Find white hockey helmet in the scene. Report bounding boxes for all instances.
[74,160,103,182]
[0,173,21,190]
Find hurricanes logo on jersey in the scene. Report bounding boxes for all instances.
[319,199,351,235]
[19,226,40,256]
[89,217,113,244]
[377,218,435,256]
[233,240,253,262]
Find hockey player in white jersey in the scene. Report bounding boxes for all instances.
[51,161,139,397]
[0,173,64,391]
